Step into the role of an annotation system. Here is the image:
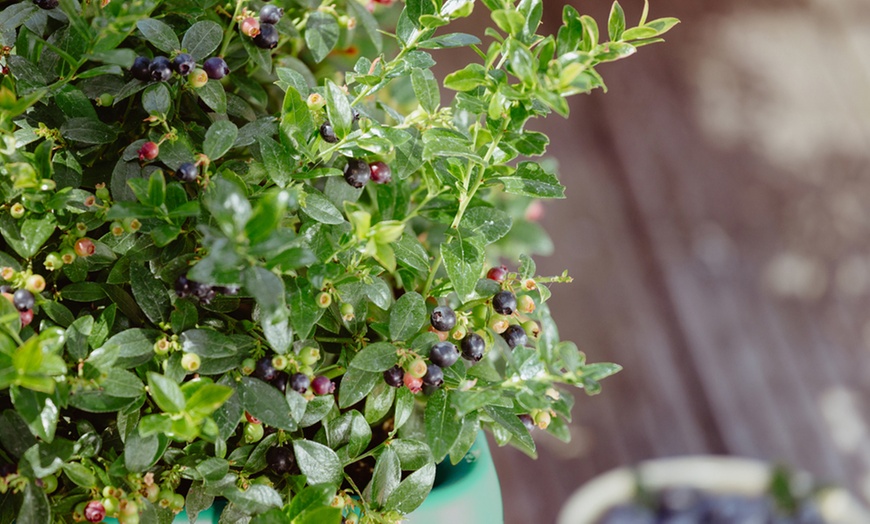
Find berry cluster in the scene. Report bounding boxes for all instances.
[130,54,229,83]
[251,354,334,398]
[342,158,391,188]
[174,275,237,305]
[1,270,47,327]
[240,5,284,49]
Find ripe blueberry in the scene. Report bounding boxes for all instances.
[172,53,195,76]
[253,23,279,49]
[176,162,198,183]
[429,341,459,368]
[460,332,485,362]
[383,366,404,387]
[289,373,310,394]
[271,370,290,393]
[343,158,371,188]
[422,364,443,387]
[501,324,527,349]
[149,56,172,82]
[203,57,229,79]
[430,305,457,332]
[130,56,151,81]
[259,4,284,24]
[492,290,517,315]
[312,375,335,395]
[12,289,34,312]
[138,141,159,161]
[486,265,508,283]
[519,414,534,432]
[369,161,392,184]
[254,356,278,382]
[266,446,296,475]
[320,121,338,143]
[33,0,59,9]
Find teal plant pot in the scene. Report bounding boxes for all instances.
[106,432,502,523]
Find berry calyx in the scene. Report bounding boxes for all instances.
[74,238,96,257]
[486,265,508,283]
[430,305,457,332]
[461,332,485,362]
[138,141,159,161]
[60,248,77,265]
[422,364,443,387]
[84,500,106,523]
[245,411,261,425]
[312,375,335,395]
[492,290,517,315]
[253,356,278,382]
[501,324,527,349]
[259,4,284,24]
[189,68,208,88]
[289,372,310,394]
[175,162,198,183]
[12,289,34,312]
[172,53,195,76]
[148,56,172,82]
[33,0,59,9]
[266,445,296,475]
[429,341,459,368]
[403,373,423,393]
[383,365,403,387]
[488,314,509,334]
[253,23,279,49]
[240,17,260,37]
[340,302,355,321]
[343,158,371,188]
[203,57,229,79]
[319,121,338,143]
[369,161,392,184]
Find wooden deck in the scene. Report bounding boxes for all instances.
[447,0,870,521]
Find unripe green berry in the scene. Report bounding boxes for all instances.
[9,202,25,219]
[181,352,201,372]
[143,483,159,502]
[170,493,185,511]
[488,314,509,334]
[522,319,541,340]
[340,302,354,321]
[316,291,332,308]
[97,93,114,107]
[123,217,141,233]
[518,294,536,314]
[111,221,125,236]
[241,357,256,375]
[407,357,427,379]
[244,422,264,443]
[271,355,288,370]
[154,338,171,355]
[450,324,467,341]
[74,222,88,238]
[471,304,488,326]
[95,185,110,202]
[41,474,57,494]
[25,274,45,293]
[102,496,121,517]
[157,489,174,509]
[44,252,63,271]
[189,68,208,88]
[60,248,77,265]
[299,346,320,366]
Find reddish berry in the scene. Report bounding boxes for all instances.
[369,161,392,184]
[486,265,508,282]
[84,500,106,522]
[241,17,260,37]
[19,309,33,327]
[403,373,423,393]
[138,141,159,161]
[245,412,261,425]
[74,238,96,257]
[311,375,335,395]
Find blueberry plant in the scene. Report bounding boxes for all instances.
[0,0,676,521]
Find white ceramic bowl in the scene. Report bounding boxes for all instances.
[557,456,870,524]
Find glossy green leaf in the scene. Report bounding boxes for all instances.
[443,63,488,91]
[608,1,626,40]
[384,462,435,514]
[203,120,238,161]
[337,365,379,409]
[142,83,171,116]
[302,188,344,225]
[499,161,565,198]
[147,372,185,413]
[460,207,512,245]
[136,19,180,53]
[198,80,227,113]
[371,447,401,509]
[425,389,461,462]
[350,342,398,372]
[411,68,439,113]
[238,377,297,431]
[389,291,426,341]
[305,12,339,63]
[130,262,169,324]
[182,21,222,60]
[0,213,56,258]
[441,233,484,298]
[325,79,353,139]
[293,439,342,485]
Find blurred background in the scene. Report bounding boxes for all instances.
[437,0,870,521]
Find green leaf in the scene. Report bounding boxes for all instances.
[92,328,159,370]
[349,342,398,372]
[281,85,315,146]
[410,68,439,113]
[371,447,401,509]
[185,384,234,418]
[422,128,480,161]
[130,262,169,324]
[305,12,339,63]
[643,17,680,37]
[405,0,438,28]
[325,79,352,139]
[182,21,223,60]
[203,120,238,161]
[256,136,293,188]
[224,484,283,514]
[294,506,342,524]
[302,188,344,225]
[62,462,97,488]
[136,19,180,54]
[17,481,50,524]
[425,389,462,462]
[345,0,382,52]
[147,372,186,413]
[484,405,536,457]
[443,63,488,91]
[365,381,395,424]
[125,424,165,472]
[418,33,480,49]
[0,214,56,258]
[337,365,379,409]
[238,377,297,431]
[608,1,626,40]
[491,9,525,36]
[284,484,336,521]
[394,387,414,430]
[142,83,171,116]
[287,278,324,340]
[499,161,565,198]
[441,233,484,298]
[384,462,435,514]
[198,80,227,113]
[102,369,145,398]
[11,388,57,442]
[389,291,426,341]
[243,266,286,321]
[460,207,512,244]
[293,439,342,485]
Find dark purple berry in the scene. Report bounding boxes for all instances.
[343,158,370,188]
[492,290,517,315]
[203,57,229,80]
[383,366,403,387]
[192,282,216,304]
[461,333,485,362]
[369,161,391,184]
[0,462,16,477]
[311,375,334,395]
[214,285,239,296]
[429,341,459,368]
[320,121,338,143]
[289,373,310,394]
[176,162,198,183]
[422,364,443,387]
[172,53,195,76]
[254,356,278,382]
[175,275,191,297]
[259,4,284,24]
[266,446,295,475]
[253,23,279,49]
[501,324,527,349]
[271,370,289,393]
[0,285,12,294]
[131,56,152,81]
[430,306,456,332]
[12,289,34,312]
[33,0,59,9]
[519,414,534,431]
[149,56,172,82]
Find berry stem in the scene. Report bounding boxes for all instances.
[219,0,245,58]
